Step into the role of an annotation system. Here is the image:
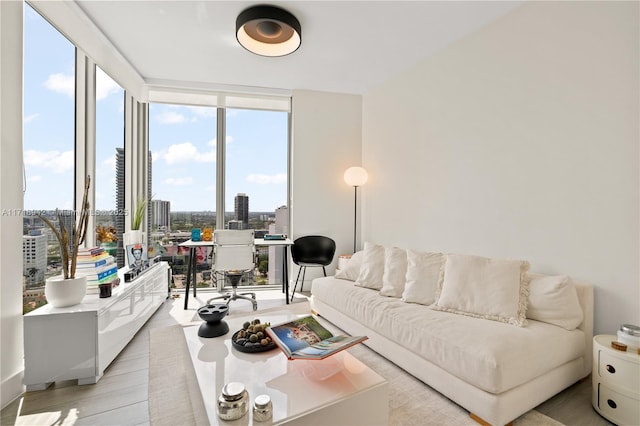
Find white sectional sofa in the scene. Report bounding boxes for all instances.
[310,244,593,426]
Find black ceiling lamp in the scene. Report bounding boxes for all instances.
[236,5,301,57]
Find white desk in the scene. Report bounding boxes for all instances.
[179,238,293,309]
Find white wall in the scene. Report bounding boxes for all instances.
[362,1,638,335]
[291,90,362,289]
[1,0,26,408]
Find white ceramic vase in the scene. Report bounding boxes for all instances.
[123,230,144,246]
[45,276,87,308]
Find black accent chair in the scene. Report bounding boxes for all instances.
[290,236,336,302]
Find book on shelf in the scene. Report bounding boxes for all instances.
[76,264,118,281]
[77,250,109,258]
[77,250,109,260]
[263,233,287,240]
[76,255,114,269]
[87,273,118,285]
[265,315,367,360]
[77,246,105,256]
[85,271,119,293]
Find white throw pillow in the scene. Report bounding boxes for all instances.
[433,253,530,327]
[334,250,364,281]
[401,250,444,305]
[354,242,385,290]
[526,273,583,330]
[380,247,408,298]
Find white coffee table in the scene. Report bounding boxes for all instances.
[183,310,389,425]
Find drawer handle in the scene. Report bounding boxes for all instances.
[607,399,617,409]
[605,364,616,374]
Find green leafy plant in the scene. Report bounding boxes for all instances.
[37,175,91,279]
[131,197,148,230]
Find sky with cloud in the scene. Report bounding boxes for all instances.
[23,5,287,214]
[149,104,288,212]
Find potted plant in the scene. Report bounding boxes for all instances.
[37,175,91,307]
[123,197,148,246]
[131,197,148,231]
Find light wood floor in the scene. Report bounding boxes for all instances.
[2,289,613,426]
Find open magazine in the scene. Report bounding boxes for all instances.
[265,315,367,360]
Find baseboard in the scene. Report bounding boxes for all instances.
[1,368,24,410]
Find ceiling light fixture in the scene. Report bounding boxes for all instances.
[236,5,301,57]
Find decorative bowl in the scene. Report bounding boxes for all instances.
[231,330,277,353]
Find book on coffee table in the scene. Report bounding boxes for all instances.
[265,315,367,360]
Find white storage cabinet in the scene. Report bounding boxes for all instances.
[24,262,170,390]
[592,334,640,425]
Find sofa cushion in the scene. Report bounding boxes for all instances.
[526,273,583,330]
[401,250,444,305]
[354,242,385,290]
[335,250,363,281]
[312,276,586,394]
[433,254,530,327]
[380,247,407,298]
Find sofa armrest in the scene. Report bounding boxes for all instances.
[573,281,594,377]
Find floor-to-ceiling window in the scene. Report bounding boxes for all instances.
[148,104,217,289]
[225,108,288,286]
[148,103,289,291]
[22,4,137,312]
[22,4,76,313]
[95,66,125,262]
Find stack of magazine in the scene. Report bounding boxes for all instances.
[265,315,367,360]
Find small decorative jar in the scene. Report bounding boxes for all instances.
[98,282,112,298]
[253,394,273,422]
[617,324,640,350]
[217,382,249,421]
[191,228,201,242]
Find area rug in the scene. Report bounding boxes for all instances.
[149,302,564,426]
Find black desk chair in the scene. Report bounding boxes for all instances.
[290,235,336,302]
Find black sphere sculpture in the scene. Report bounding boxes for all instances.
[197,304,230,338]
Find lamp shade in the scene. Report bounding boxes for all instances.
[236,5,301,57]
[344,167,368,187]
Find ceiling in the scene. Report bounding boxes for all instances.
[75,1,522,95]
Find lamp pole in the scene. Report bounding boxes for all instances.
[344,166,368,254]
[353,185,359,253]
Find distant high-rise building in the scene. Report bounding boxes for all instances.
[234,193,249,228]
[268,205,289,285]
[152,200,171,229]
[116,147,125,267]
[23,233,47,287]
[58,212,75,252]
[274,205,289,236]
[147,150,152,241]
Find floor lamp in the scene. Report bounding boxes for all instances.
[344,167,368,253]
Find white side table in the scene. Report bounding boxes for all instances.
[592,334,640,425]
